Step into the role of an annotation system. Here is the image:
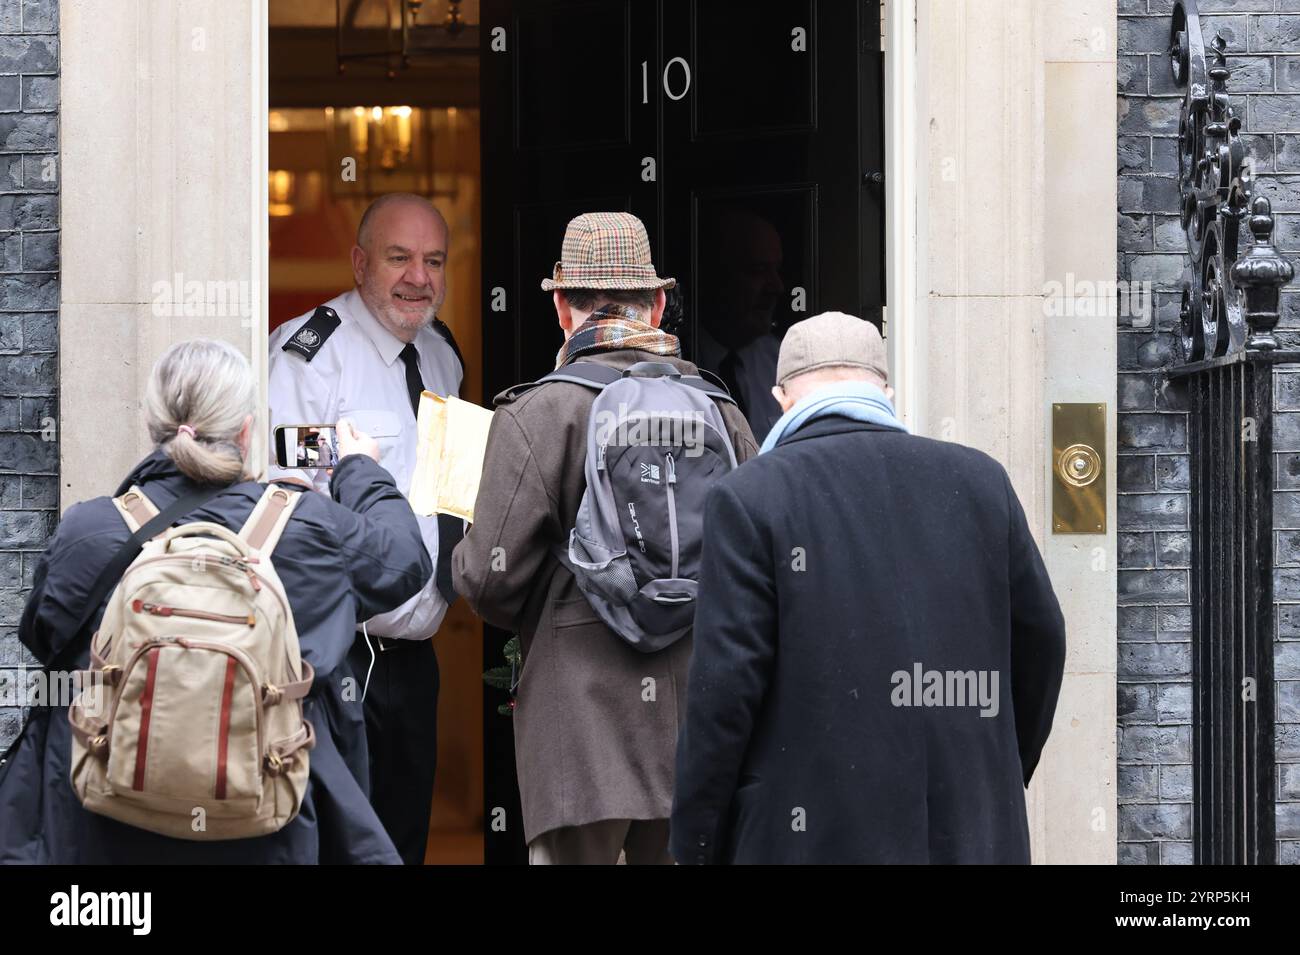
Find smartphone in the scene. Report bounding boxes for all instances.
[274,425,340,469]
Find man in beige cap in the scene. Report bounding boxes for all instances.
[453,212,758,864]
[671,311,1067,864]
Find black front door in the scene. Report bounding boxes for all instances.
[480,0,883,864]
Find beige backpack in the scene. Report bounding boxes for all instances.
[68,484,316,841]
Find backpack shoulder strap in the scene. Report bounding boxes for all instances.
[496,361,736,407]
[238,486,302,557]
[540,362,623,389]
[678,370,737,406]
[112,485,161,534]
[97,487,234,640]
[496,361,621,404]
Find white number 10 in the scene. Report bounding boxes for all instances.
[642,57,692,103]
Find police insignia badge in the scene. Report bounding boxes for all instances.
[281,306,340,361]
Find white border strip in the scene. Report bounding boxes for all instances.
[251,0,270,476]
[884,0,919,428]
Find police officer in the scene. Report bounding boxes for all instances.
[267,193,464,864]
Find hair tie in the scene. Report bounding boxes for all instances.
[176,424,197,439]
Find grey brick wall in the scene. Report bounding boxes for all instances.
[1119,0,1300,864]
[1274,369,1300,862]
[0,0,57,754]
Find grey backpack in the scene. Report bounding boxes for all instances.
[515,361,739,652]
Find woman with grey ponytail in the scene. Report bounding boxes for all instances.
[2,337,430,865]
[143,339,256,486]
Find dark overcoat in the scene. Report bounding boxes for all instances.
[453,348,759,844]
[0,450,431,864]
[670,417,1067,864]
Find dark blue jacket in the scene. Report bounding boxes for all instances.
[671,417,1067,864]
[0,450,432,864]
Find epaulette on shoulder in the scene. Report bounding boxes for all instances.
[494,381,537,407]
[281,306,341,362]
[432,318,466,375]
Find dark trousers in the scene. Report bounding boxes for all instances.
[346,631,440,865]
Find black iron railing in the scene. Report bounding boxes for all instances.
[1172,352,1282,864]
[1165,0,1294,864]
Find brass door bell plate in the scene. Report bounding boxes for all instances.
[1052,403,1106,534]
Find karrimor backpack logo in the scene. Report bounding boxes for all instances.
[639,462,661,484]
[49,885,151,935]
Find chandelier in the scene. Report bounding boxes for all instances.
[323,105,461,201]
[335,0,476,78]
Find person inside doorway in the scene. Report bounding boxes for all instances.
[694,205,787,442]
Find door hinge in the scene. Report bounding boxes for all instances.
[879,1,886,53]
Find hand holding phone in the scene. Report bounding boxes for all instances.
[336,417,380,464]
[274,421,378,469]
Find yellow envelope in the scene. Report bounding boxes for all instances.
[409,391,495,522]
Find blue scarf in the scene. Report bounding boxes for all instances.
[759,380,909,453]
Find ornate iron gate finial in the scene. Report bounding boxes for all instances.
[1169,0,1292,362]
[1234,196,1295,351]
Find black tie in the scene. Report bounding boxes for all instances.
[399,343,425,417]
[399,342,463,607]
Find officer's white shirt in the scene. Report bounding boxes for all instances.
[267,288,463,640]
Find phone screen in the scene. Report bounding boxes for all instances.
[274,425,339,469]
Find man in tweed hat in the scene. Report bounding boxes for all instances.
[671,311,1067,863]
[454,212,758,864]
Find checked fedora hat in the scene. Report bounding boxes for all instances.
[541,212,676,292]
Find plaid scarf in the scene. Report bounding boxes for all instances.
[554,304,681,368]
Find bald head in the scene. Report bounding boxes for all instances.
[351,193,450,343]
[356,193,447,250]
